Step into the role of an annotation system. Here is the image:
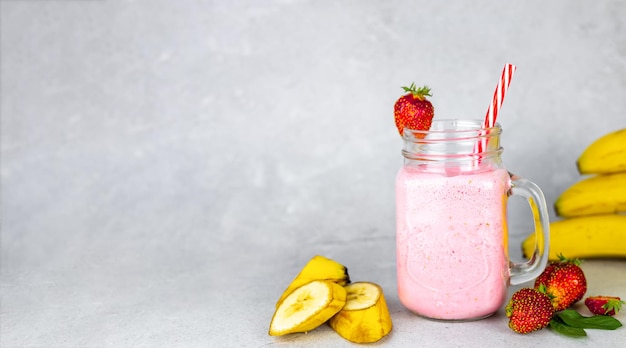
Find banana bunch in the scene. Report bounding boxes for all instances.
[523,129,626,260]
[268,255,392,343]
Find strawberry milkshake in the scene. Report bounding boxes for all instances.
[396,165,511,320]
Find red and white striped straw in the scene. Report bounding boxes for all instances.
[485,63,517,128]
[477,63,517,154]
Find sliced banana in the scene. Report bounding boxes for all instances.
[275,255,350,307]
[269,280,347,336]
[329,282,393,343]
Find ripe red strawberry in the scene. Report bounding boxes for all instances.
[584,296,625,316]
[533,260,559,290]
[534,254,587,311]
[506,287,555,334]
[393,83,434,137]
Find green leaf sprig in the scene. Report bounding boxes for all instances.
[549,309,623,338]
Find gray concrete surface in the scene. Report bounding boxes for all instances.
[2,0,625,347]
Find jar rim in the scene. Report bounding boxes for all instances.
[403,119,501,139]
[401,119,503,161]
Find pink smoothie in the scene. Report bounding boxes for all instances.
[396,165,511,320]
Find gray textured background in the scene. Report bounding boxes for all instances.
[2,1,626,347]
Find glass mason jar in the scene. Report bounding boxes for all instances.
[395,119,550,321]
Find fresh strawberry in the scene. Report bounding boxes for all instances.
[506,287,555,334]
[533,261,558,290]
[534,254,587,311]
[393,83,434,137]
[584,296,625,316]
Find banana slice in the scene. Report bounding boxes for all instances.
[329,282,393,343]
[276,255,350,307]
[269,280,347,336]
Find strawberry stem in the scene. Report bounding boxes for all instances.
[537,284,555,300]
[557,253,582,266]
[401,83,432,100]
[604,298,625,314]
[537,284,548,294]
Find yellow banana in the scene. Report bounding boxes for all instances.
[275,255,350,307]
[269,280,347,336]
[577,128,626,174]
[522,214,626,260]
[554,172,626,217]
[329,282,393,343]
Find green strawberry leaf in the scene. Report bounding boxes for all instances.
[603,298,625,314]
[401,83,432,98]
[549,317,587,337]
[557,309,623,330]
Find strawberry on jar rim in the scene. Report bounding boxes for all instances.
[393,83,435,137]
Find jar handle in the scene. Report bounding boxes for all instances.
[508,173,550,285]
